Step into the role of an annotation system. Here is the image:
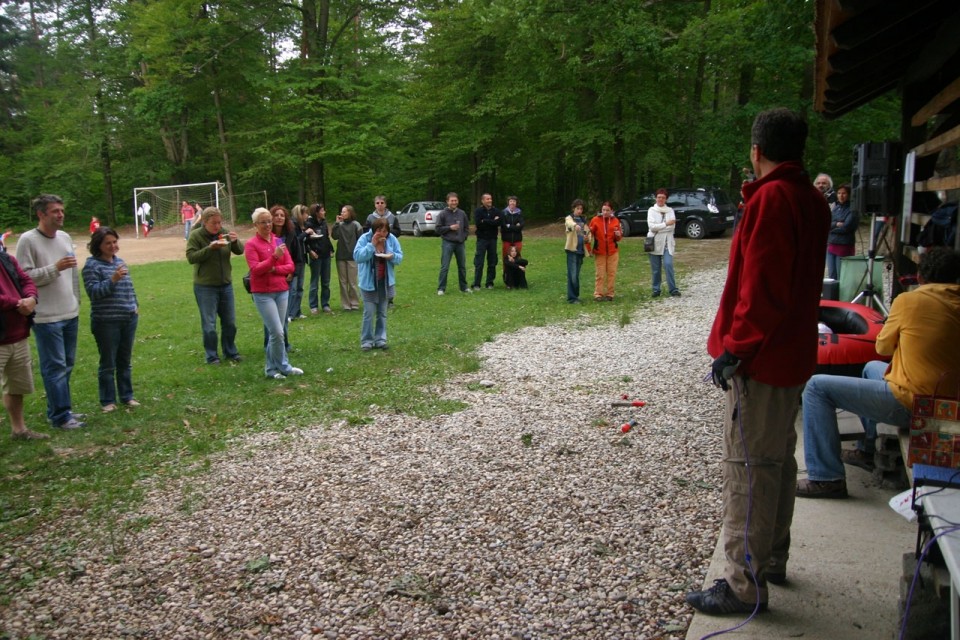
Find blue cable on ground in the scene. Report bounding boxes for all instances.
[700,376,764,639]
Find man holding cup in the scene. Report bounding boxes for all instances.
[16,194,85,430]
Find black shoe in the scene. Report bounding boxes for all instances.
[765,571,787,586]
[670,290,682,297]
[685,579,767,615]
[796,478,848,499]
[652,291,661,298]
[229,355,243,363]
[841,448,875,472]
[208,358,221,365]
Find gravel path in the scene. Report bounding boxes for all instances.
[2,267,729,640]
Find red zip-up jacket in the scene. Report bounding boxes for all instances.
[244,233,294,294]
[588,215,622,256]
[708,161,830,387]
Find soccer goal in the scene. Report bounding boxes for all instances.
[132,181,235,238]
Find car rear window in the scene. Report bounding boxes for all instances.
[712,191,732,205]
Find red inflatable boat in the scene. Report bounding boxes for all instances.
[816,300,890,377]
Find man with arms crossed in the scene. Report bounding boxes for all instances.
[17,194,85,430]
[471,193,500,290]
[686,109,830,614]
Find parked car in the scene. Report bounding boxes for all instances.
[396,201,446,236]
[614,187,736,240]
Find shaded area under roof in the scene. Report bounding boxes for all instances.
[814,0,960,120]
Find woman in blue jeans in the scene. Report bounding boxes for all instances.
[646,188,680,297]
[82,227,140,412]
[304,203,334,314]
[245,208,303,379]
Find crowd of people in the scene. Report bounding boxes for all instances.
[4,190,690,440]
[8,109,960,636]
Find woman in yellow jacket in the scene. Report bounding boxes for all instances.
[587,201,623,301]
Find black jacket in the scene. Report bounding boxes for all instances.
[501,207,524,242]
[474,206,502,240]
[303,217,334,258]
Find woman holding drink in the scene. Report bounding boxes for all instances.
[245,208,302,379]
[82,227,140,412]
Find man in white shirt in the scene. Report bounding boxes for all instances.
[16,194,85,429]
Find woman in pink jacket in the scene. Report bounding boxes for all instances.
[245,208,303,380]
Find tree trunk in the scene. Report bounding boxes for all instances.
[612,93,625,206]
[212,83,237,225]
[683,0,710,185]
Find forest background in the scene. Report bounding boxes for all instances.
[0,0,900,229]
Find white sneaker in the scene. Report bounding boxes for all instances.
[271,373,286,380]
[437,290,445,296]
[287,367,304,376]
[462,288,473,294]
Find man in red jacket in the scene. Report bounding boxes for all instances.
[0,249,45,440]
[686,108,830,615]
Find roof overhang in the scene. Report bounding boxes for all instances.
[814,0,960,120]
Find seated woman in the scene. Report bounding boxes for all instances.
[82,227,140,412]
[244,208,302,380]
[503,246,528,289]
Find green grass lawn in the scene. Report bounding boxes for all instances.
[0,234,673,546]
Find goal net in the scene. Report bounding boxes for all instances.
[132,182,235,237]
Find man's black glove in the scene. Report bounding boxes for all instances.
[711,351,741,391]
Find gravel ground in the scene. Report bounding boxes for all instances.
[1,267,729,640]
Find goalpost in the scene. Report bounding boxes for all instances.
[132,181,235,238]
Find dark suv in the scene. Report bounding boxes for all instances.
[615,187,736,239]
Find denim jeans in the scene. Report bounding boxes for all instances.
[288,262,306,319]
[308,255,331,310]
[252,291,292,377]
[566,251,584,301]
[438,240,467,292]
[472,237,498,287]
[91,313,138,406]
[184,219,193,239]
[649,250,678,295]
[33,316,79,426]
[802,360,911,481]
[825,252,842,281]
[193,283,239,363]
[361,285,391,348]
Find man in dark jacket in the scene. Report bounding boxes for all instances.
[471,193,501,290]
[436,192,470,295]
[186,207,244,364]
[0,249,45,440]
[686,108,830,615]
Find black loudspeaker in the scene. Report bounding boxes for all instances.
[851,142,902,215]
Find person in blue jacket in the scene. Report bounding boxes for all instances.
[354,217,402,351]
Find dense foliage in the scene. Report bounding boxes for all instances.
[0,0,900,228]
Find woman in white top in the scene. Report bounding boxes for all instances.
[646,188,680,297]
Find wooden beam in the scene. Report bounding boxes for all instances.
[912,124,960,157]
[911,76,960,126]
[915,175,960,191]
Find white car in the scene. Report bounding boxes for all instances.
[396,201,446,236]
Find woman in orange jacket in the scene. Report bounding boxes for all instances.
[587,201,623,301]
